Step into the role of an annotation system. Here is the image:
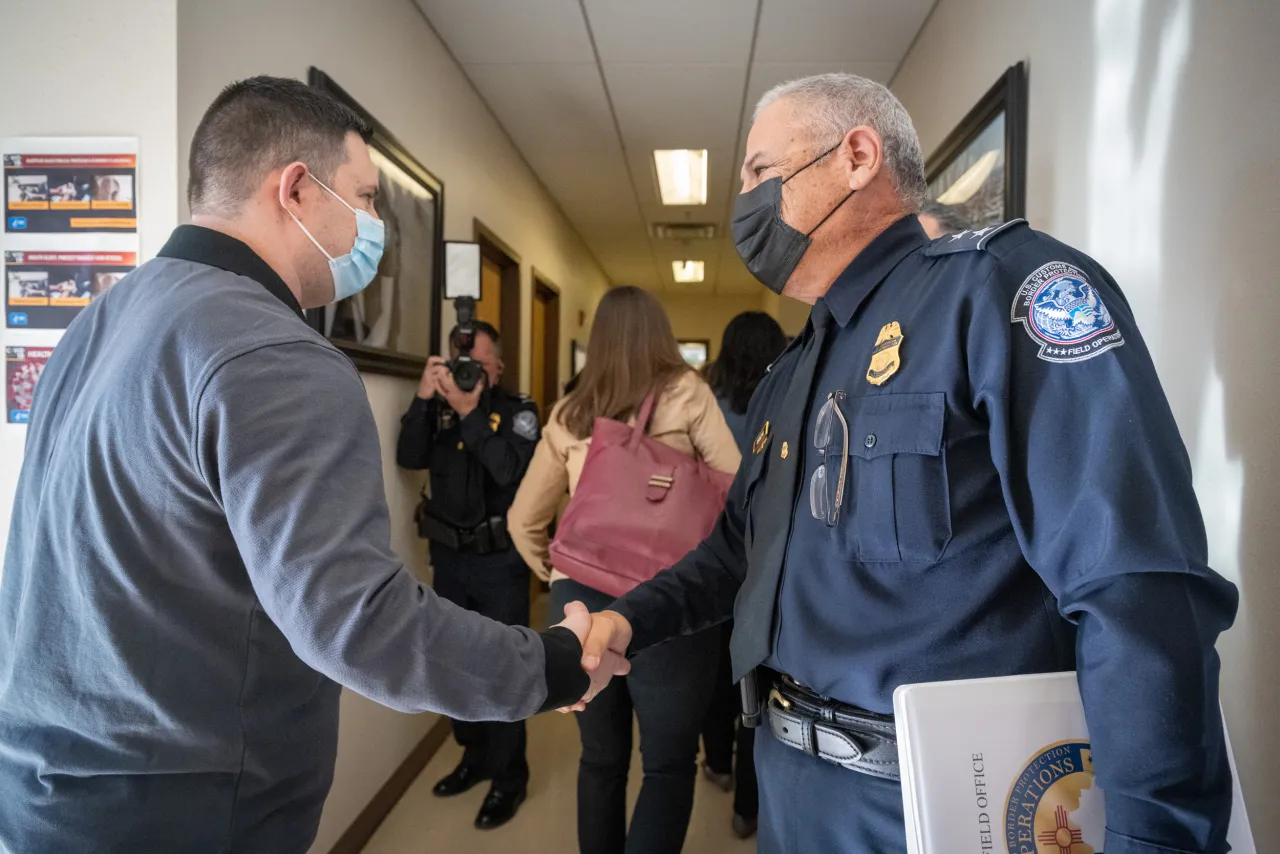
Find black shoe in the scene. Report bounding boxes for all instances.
[702,761,733,793]
[475,787,526,830]
[432,763,489,798]
[732,813,758,839]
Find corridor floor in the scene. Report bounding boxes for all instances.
[361,706,757,853]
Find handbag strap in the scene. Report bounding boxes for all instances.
[627,391,659,451]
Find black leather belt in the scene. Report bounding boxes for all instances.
[418,514,511,554]
[765,675,900,781]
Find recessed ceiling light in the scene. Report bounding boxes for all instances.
[672,260,705,283]
[654,149,708,206]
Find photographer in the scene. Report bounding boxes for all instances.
[397,320,540,830]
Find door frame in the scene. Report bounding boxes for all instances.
[473,219,523,394]
[531,271,562,414]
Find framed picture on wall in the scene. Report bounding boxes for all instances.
[306,67,445,378]
[571,340,587,376]
[678,339,710,370]
[925,62,1028,231]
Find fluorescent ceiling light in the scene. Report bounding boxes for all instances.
[654,149,708,205]
[672,260,705,283]
[936,149,1001,205]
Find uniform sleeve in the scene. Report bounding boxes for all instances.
[685,374,743,475]
[458,393,539,487]
[507,420,569,582]
[968,243,1239,854]
[194,342,587,718]
[396,395,437,470]
[609,459,749,653]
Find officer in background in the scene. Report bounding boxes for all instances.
[398,320,540,830]
[580,73,1237,853]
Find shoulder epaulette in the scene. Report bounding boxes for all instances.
[923,218,1027,256]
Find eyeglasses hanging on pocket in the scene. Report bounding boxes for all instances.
[809,390,849,526]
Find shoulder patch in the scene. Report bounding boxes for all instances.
[1011,261,1125,363]
[513,409,540,440]
[924,218,1027,256]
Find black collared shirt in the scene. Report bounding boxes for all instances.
[159,224,305,319]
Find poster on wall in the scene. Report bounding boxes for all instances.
[6,345,52,424]
[4,249,134,329]
[3,137,139,234]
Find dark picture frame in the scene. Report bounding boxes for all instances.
[306,67,445,378]
[925,62,1028,228]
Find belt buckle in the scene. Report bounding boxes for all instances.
[768,686,792,711]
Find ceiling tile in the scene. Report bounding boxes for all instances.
[584,0,757,64]
[754,0,935,64]
[463,63,618,152]
[416,0,594,63]
[603,63,747,150]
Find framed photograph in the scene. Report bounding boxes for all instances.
[678,339,710,370]
[306,68,445,378]
[925,62,1028,231]
[571,339,587,376]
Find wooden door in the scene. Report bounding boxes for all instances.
[530,281,561,419]
[476,256,502,329]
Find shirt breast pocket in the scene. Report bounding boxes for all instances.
[845,392,951,563]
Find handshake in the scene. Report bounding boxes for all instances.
[553,601,636,712]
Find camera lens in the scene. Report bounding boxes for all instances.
[451,358,484,393]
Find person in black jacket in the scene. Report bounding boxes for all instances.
[397,320,541,830]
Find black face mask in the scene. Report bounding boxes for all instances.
[731,142,856,294]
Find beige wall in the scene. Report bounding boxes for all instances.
[174,1,610,849]
[0,0,179,580]
[895,0,1280,838]
[660,293,768,360]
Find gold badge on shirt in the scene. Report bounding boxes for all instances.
[753,421,771,455]
[489,412,501,432]
[866,321,904,386]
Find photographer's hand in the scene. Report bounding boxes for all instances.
[417,356,448,400]
[437,370,484,418]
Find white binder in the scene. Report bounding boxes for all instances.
[893,672,1254,853]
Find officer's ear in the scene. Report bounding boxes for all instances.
[841,126,883,193]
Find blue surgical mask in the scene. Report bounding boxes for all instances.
[288,174,385,302]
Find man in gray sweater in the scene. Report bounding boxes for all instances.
[0,76,618,853]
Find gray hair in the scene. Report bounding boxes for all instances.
[755,73,927,209]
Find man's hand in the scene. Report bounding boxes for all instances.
[417,356,448,400]
[555,602,631,712]
[437,367,485,418]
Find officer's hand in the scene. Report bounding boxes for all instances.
[581,609,633,675]
[417,356,448,399]
[555,601,631,712]
[437,368,484,418]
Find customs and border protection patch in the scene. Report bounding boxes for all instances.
[1011,262,1124,363]
[513,410,540,440]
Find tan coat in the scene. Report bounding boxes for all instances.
[508,370,742,583]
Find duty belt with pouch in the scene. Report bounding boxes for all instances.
[752,672,900,781]
[417,511,512,555]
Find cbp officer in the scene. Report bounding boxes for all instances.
[398,321,541,829]
[579,73,1238,854]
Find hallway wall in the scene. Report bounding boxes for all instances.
[175,1,611,850]
[659,293,767,360]
[894,0,1280,840]
[0,0,179,582]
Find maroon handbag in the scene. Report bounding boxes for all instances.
[549,390,734,598]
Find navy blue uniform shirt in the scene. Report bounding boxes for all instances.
[613,215,1238,853]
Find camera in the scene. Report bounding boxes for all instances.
[447,296,485,393]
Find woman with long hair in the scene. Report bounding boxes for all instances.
[509,286,740,854]
[700,311,787,839]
